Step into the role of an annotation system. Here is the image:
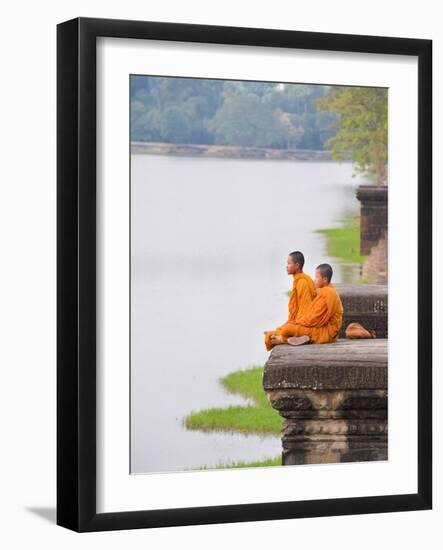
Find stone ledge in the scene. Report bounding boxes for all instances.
[263,339,388,391]
[356,184,388,202]
[335,283,387,302]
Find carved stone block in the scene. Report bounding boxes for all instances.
[263,339,388,466]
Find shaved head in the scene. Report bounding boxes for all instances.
[316,263,333,282]
[288,251,305,270]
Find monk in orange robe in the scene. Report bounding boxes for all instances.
[264,251,317,351]
[268,263,343,347]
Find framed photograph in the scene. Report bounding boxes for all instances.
[57,17,432,532]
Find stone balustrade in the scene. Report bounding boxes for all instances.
[335,283,388,338]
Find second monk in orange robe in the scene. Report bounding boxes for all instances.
[264,251,317,351]
[270,263,343,347]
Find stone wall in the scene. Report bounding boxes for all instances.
[356,185,388,256]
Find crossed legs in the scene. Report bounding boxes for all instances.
[264,322,310,351]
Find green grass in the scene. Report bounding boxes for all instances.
[221,366,270,408]
[315,215,366,265]
[184,366,282,435]
[193,455,282,470]
[185,404,282,435]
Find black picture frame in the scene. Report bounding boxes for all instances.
[57,16,432,532]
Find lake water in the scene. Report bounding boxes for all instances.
[130,153,368,474]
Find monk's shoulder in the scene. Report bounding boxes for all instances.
[320,285,338,299]
[330,284,342,299]
[326,285,343,307]
[295,275,309,289]
[297,273,316,291]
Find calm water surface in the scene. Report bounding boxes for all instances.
[131,154,368,473]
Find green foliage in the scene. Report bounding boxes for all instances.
[316,216,366,265]
[130,76,223,144]
[131,76,337,149]
[184,405,282,435]
[314,87,388,184]
[194,455,282,470]
[220,366,269,408]
[206,94,287,147]
[131,76,387,168]
[184,366,282,435]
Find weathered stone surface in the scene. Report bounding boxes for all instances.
[263,339,388,465]
[362,232,388,284]
[263,339,388,391]
[356,184,388,256]
[335,283,388,338]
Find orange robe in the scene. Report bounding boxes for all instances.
[278,283,343,345]
[264,273,317,351]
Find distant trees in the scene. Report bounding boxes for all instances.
[130,77,338,150]
[130,76,224,144]
[130,78,388,182]
[314,87,388,185]
[206,94,288,148]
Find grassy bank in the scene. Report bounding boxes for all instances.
[194,455,282,470]
[316,215,365,265]
[184,404,281,435]
[184,366,282,470]
[184,366,282,435]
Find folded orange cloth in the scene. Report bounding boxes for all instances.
[345,322,376,339]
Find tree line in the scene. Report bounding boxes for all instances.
[131,77,388,184]
[130,77,338,151]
